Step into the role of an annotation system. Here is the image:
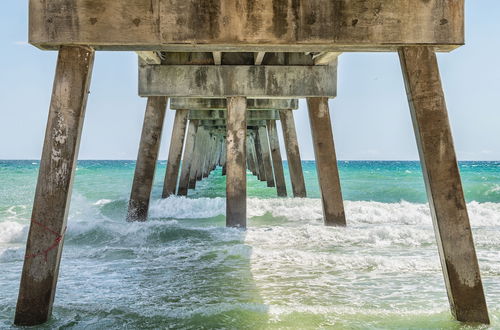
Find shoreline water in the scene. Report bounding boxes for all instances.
[1,160,499,328]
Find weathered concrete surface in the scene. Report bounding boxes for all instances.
[247,138,257,176]
[226,97,247,228]
[139,65,337,98]
[192,129,204,183]
[171,98,299,110]
[399,46,489,324]
[258,126,275,188]
[162,109,188,197]
[307,98,346,226]
[127,96,168,221]
[249,134,260,178]
[15,46,95,326]
[279,110,306,197]
[177,120,198,196]
[267,120,287,197]
[253,130,266,182]
[189,110,279,120]
[30,0,463,51]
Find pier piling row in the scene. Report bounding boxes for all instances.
[17,0,489,325]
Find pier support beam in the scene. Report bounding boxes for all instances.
[15,46,95,326]
[307,98,346,226]
[177,120,198,196]
[127,96,168,221]
[258,126,275,187]
[226,96,247,228]
[162,109,189,198]
[399,46,489,324]
[279,110,306,197]
[267,120,287,197]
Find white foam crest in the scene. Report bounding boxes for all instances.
[248,197,323,221]
[248,246,440,274]
[149,196,226,219]
[467,201,500,226]
[246,224,434,250]
[0,221,27,243]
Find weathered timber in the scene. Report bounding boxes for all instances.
[127,96,168,221]
[162,109,188,198]
[139,65,337,98]
[399,46,489,324]
[226,97,247,228]
[15,46,95,326]
[177,120,198,196]
[279,110,306,197]
[258,126,275,188]
[30,0,463,51]
[307,98,346,226]
[171,98,298,110]
[267,120,287,197]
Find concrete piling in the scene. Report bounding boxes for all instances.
[399,46,489,324]
[279,110,306,197]
[127,96,168,221]
[307,98,346,226]
[226,96,247,228]
[258,126,275,188]
[162,109,189,198]
[15,46,95,326]
[177,120,198,196]
[267,120,287,197]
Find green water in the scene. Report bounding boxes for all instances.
[0,161,499,329]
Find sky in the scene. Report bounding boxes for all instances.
[0,1,499,161]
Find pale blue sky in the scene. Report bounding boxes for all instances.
[0,1,499,160]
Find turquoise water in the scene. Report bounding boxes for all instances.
[0,160,499,329]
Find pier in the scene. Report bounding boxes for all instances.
[15,0,489,325]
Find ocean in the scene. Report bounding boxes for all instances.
[0,160,499,329]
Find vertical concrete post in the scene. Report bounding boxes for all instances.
[247,135,257,176]
[196,129,207,182]
[258,126,275,188]
[15,46,95,326]
[203,134,212,178]
[220,138,227,176]
[267,120,287,197]
[254,129,267,182]
[127,96,168,221]
[162,109,189,198]
[189,127,204,189]
[399,46,489,324]
[226,97,247,228]
[177,120,198,196]
[279,110,306,197]
[249,134,260,178]
[307,98,346,226]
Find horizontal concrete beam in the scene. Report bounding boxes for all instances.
[200,120,267,127]
[171,98,298,110]
[189,110,278,121]
[30,0,463,51]
[140,65,337,98]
